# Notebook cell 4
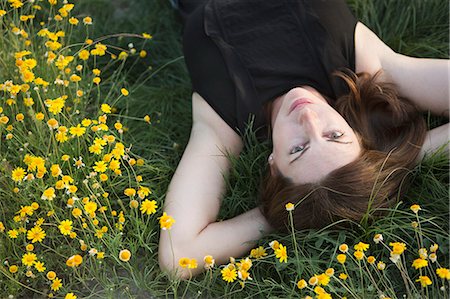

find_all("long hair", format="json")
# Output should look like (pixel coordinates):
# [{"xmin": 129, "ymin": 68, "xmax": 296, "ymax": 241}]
[{"xmin": 260, "ymin": 71, "xmax": 427, "ymax": 232}]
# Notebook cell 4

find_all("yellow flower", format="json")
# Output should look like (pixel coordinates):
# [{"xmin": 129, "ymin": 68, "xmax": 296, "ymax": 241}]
[
  {"xmin": 11, "ymin": 167, "xmax": 26, "ymax": 182},
  {"xmin": 144, "ymin": 115, "xmax": 151, "ymax": 123},
  {"xmin": 93, "ymin": 161, "xmax": 107, "ymax": 172},
  {"xmin": 274, "ymin": 244, "xmax": 287, "ymax": 263},
  {"xmin": 47, "ymin": 118, "xmax": 59, "ymax": 129},
  {"xmin": 16, "ymin": 113, "xmax": 24, "ymax": 121},
  {"xmin": 101, "ymin": 104, "xmax": 111, "ymax": 114},
  {"xmin": 354, "ymin": 242, "xmax": 369, "ymax": 252},
  {"xmin": 389, "ymin": 242, "xmax": 407, "ymax": 255},
  {"xmin": 66, "ymin": 255, "xmax": 83, "ymax": 267},
  {"xmin": 221, "ymin": 265, "xmax": 237, "ymax": 283},
  {"xmin": 119, "ymin": 249, "xmax": 131, "ymax": 262},
  {"xmin": 142, "ymin": 33, "xmax": 152, "ymax": 39},
  {"xmin": 58, "ymin": 220, "xmax": 73, "ymax": 235},
  {"xmin": 354, "ymin": 250, "xmax": 364, "ymax": 260},
  {"xmin": 65, "ymin": 293, "xmax": 77, "ymax": 299},
  {"xmin": 250, "ymin": 246, "xmax": 267, "ymax": 259},
  {"xmin": 35, "ymin": 261, "xmax": 46, "ymax": 272},
  {"xmin": 325, "ymin": 268, "xmax": 334, "ymax": 277},
  {"xmin": 285, "ymin": 202, "xmax": 294, "ymax": 211},
  {"xmin": 9, "ymin": 265, "xmax": 19, "ymax": 273},
  {"xmin": 78, "ymin": 49, "xmax": 90, "ymax": 61},
  {"xmin": 83, "ymin": 16, "xmax": 93, "ymax": 25},
  {"xmin": 0, "ymin": 222, "xmax": 4, "ymax": 232},
  {"xmin": 339, "ymin": 244, "xmax": 348, "ymax": 253},
  {"xmin": 377, "ymin": 261, "xmax": 386, "ymax": 270},
  {"xmin": 367, "ymin": 256, "xmax": 376, "ymax": 264},
  {"xmin": 416, "ymin": 276, "xmax": 432, "ymax": 287},
  {"xmin": 22, "ymin": 252, "xmax": 37, "ymax": 266},
  {"xmin": 36, "ymin": 112, "xmax": 45, "ymax": 121},
  {"xmin": 204, "ymin": 255, "xmax": 215, "ymax": 269},
  {"xmin": 27, "ymin": 226, "xmax": 46, "ymax": 243},
  {"xmin": 429, "ymin": 253, "xmax": 437, "ymax": 263},
  {"xmin": 51, "ymin": 277, "xmax": 62, "ymax": 291},
  {"xmin": 139, "ymin": 50, "xmax": 147, "ymax": 58},
  {"xmin": 308, "ymin": 276, "xmax": 318, "ymax": 286},
  {"xmin": 137, "ymin": 186, "xmax": 151, "ymax": 199},
  {"xmin": 297, "ymin": 279, "xmax": 307, "ymax": 289},
  {"xmin": 410, "ymin": 204, "xmax": 421, "ymax": 213},
  {"xmin": 121, "ymin": 88, "xmax": 129, "ymax": 96},
  {"xmin": 430, "ymin": 244, "xmax": 439, "ymax": 252},
  {"xmin": 412, "ymin": 258, "xmax": 428, "ymax": 269},
  {"xmin": 159, "ymin": 212, "xmax": 175, "ymax": 230},
  {"xmin": 336, "ymin": 254, "xmax": 346, "ymax": 264},
  {"xmin": 436, "ymin": 268, "xmax": 450, "ymax": 280},
  {"xmin": 47, "ymin": 271, "xmax": 57, "ymax": 280},
  {"xmin": 373, "ymin": 233, "xmax": 383, "ymax": 244},
  {"xmin": 41, "ymin": 187, "xmax": 56, "ymax": 200},
  {"xmin": 317, "ymin": 273, "xmax": 330, "ymax": 286},
  {"xmin": 124, "ymin": 188, "xmax": 136, "ymax": 197},
  {"xmin": 140, "ymin": 199, "xmax": 157, "ymax": 215},
  {"xmin": 179, "ymin": 257, "xmax": 190, "ymax": 268},
  {"xmin": 93, "ymin": 77, "xmax": 101, "ymax": 85},
  {"xmin": 339, "ymin": 273, "xmax": 348, "ymax": 280},
  {"xmin": 69, "ymin": 17, "xmax": 79, "ymax": 25},
  {"xmin": 269, "ymin": 240, "xmax": 280, "ymax": 250},
  {"xmin": 84, "ymin": 201, "xmax": 97, "ymax": 215},
  {"xmin": 188, "ymin": 258, "xmax": 198, "ymax": 269}
]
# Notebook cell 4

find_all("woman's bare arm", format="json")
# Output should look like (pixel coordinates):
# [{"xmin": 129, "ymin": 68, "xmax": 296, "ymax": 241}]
[
  {"xmin": 419, "ymin": 123, "xmax": 449, "ymax": 159},
  {"xmin": 355, "ymin": 22, "xmax": 450, "ymax": 117},
  {"xmin": 158, "ymin": 93, "xmax": 272, "ymax": 279}
]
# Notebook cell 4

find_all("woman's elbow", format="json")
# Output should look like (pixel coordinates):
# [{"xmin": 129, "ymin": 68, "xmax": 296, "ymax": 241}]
[{"xmin": 158, "ymin": 237, "xmax": 199, "ymax": 280}]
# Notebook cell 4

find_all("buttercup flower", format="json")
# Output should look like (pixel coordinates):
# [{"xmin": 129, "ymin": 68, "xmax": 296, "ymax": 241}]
[
  {"xmin": 354, "ymin": 242, "xmax": 369, "ymax": 252},
  {"xmin": 285, "ymin": 202, "xmax": 294, "ymax": 211},
  {"xmin": 274, "ymin": 244, "xmax": 287, "ymax": 263},
  {"xmin": 119, "ymin": 249, "xmax": 131, "ymax": 262},
  {"xmin": 436, "ymin": 268, "xmax": 450, "ymax": 280},
  {"xmin": 58, "ymin": 220, "xmax": 73, "ymax": 235},
  {"xmin": 373, "ymin": 233, "xmax": 383, "ymax": 244},
  {"xmin": 416, "ymin": 276, "xmax": 432, "ymax": 287},
  {"xmin": 140, "ymin": 199, "xmax": 157, "ymax": 215},
  {"xmin": 204, "ymin": 255, "xmax": 215, "ymax": 269},
  {"xmin": 410, "ymin": 204, "xmax": 421, "ymax": 213},
  {"xmin": 250, "ymin": 246, "xmax": 267, "ymax": 259},
  {"xmin": 159, "ymin": 212, "xmax": 175, "ymax": 230},
  {"xmin": 339, "ymin": 244, "xmax": 349, "ymax": 253},
  {"xmin": 221, "ymin": 264, "xmax": 237, "ymax": 283},
  {"xmin": 27, "ymin": 226, "xmax": 46, "ymax": 243},
  {"xmin": 336, "ymin": 254, "xmax": 346, "ymax": 264},
  {"xmin": 297, "ymin": 279, "xmax": 307, "ymax": 289}
]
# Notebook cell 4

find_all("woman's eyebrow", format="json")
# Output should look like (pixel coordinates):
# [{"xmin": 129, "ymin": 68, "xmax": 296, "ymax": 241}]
[{"xmin": 289, "ymin": 140, "xmax": 353, "ymax": 165}]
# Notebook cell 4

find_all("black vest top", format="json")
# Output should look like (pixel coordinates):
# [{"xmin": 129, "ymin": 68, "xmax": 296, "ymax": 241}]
[{"xmin": 182, "ymin": 0, "xmax": 357, "ymax": 138}]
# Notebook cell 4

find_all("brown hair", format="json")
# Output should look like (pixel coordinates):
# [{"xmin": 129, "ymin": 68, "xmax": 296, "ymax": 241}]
[{"xmin": 260, "ymin": 71, "xmax": 427, "ymax": 232}]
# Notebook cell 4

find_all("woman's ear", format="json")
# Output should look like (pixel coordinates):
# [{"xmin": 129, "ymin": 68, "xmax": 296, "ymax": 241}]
[{"xmin": 268, "ymin": 153, "xmax": 278, "ymax": 176}]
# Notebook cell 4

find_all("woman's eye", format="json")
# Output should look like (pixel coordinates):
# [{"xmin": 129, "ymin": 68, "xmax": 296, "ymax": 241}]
[
  {"xmin": 290, "ymin": 145, "xmax": 305, "ymax": 154},
  {"xmin": 330, "ymin": 131, "xmax": 344, "ymax": 139}
]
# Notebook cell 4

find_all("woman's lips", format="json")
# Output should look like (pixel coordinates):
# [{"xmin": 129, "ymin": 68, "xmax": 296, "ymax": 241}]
[{"xmin": 289, "ymin": 98, "xmax": 311, "ymax": 114}]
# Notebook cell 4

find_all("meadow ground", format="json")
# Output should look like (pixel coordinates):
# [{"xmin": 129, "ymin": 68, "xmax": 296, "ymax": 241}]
[{"xmin": 0, "ymin": 0, "xmax": 448, "ymax": 298}]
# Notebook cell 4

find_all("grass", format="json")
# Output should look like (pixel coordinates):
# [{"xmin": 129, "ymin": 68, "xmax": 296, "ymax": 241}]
[{"xmin": 0, "ymin": 0, "xmax": 448, "ymax": 298}]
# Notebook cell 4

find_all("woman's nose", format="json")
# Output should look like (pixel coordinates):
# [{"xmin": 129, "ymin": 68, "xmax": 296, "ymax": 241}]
[{"xmin": 299, "ymin": 108, "xmax": 321, "ymax": 137}]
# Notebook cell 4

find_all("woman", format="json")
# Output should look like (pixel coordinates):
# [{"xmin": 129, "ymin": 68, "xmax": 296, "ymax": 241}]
[{"xmin": 159, "ymin": 0, "xmax": 449, "ymax": 278}]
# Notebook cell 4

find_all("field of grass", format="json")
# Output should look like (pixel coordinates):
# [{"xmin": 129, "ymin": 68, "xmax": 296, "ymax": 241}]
[{"xmin": 0, "ymin": 0, "xmax": 448, "ymax": 298}]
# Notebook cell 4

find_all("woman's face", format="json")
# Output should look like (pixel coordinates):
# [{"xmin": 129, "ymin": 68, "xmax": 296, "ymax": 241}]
[{"xmin": 270, "ymin": 86, "xmax": 361, "ymax": 184}]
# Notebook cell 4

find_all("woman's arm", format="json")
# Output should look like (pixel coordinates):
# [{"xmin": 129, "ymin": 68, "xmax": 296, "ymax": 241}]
[
  {"xmin": 158, "ymin": 93, "xmax": 272, "ymax": 279},
  {"xmin": 419, "ymin": 124, "xmax": 449, "ymax": 160},
  {"xmin": 355, "ymin": 22, "xmax": 450, "ymax": 117}
]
